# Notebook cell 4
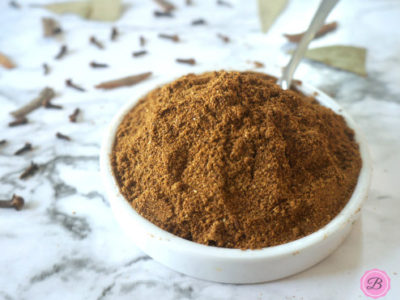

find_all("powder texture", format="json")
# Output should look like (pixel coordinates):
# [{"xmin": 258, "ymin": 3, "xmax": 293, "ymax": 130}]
[{"xmin": 111, "ymin": 71, "xmax": 362, "ymax": 249}]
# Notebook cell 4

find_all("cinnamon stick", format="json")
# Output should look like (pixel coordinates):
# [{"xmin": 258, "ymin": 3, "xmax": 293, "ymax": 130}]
[
  {"xmin": 95, "ymin": 72, "xmax": 152, "ymax": 90},
  {"xmin": 284, "ymin": 22, "xmax": 338, "ymax": 43},
  {"xmin": 10, "ymin": 87, "xmax": 55, "ymax": 119}
]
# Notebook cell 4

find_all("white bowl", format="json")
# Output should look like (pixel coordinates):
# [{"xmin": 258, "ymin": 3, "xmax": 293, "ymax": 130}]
[{"xmin": 100, "ymin": 80, "xmax": 371, "ymax": 284}]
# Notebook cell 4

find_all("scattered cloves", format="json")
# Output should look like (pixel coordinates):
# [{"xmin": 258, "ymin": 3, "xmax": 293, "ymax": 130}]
[
  {"xmin": 20, "ymin": 162, "xmax": 39, "ymax": 180},
  {"xmin": 43, "ymin": 63, "xmax": 50, "ymax": 75},
  {"xmin": 133, "ymin": 50, "xmax": 148, "ymax": 57},
  {"xmin": 192, "ymin": 19, "xmax": 206, "ymax": 25},
  {"xmin": 140, "ymin": 36, "xmax": 146, "ymax": 47},
  {"xmin": 0, "ymin": 194, "xmax": 24, "ymax": 211},
  {"xmin": 90, "ymin": 61, "xmax": 109, "ymax": 68},
  {"xmin": 66, "ymin": 79, "xmax": 86, "ymax": 92},
  {"xmin": 111, "ymin": 27, "xmax": 119, "ymax": 41},
  {"xmin": 10, "ymin": 87, "xmax": 55, "ymax": 119},
  {"xmin": 154, "ymin": 10, "xmax": 173, "ymax": 17},
  {"xmin": 14, "ymin": 142, "xmax": 33, "ymax": 155},
  {"xmin": 56, "ymin": 132, "xmax": 71, "ymax": 141},
  {"xmin": 217, "ymin": 33, "xmax": 230, "ymax": 43},
  {"xmin": 69, "ymin": 108, "xmax": 80, "ymax": 123},
  {"xmin": 158, "ymin": 33, "xmax": 179, "ymax": 42},
  {"xmin": 9, "ymin": 117, "xmax": 28, "ymax": 127},
  {"xmin": 55, "ymin": 45, "xmax": 67, "ymax": 60},
  {"xmin": 90, "ymin": 36, "xmax": 104, "ymax": 49},
  {"xmin": 176, "ymin": 58, "xmax": 196, "ymax": 65}
]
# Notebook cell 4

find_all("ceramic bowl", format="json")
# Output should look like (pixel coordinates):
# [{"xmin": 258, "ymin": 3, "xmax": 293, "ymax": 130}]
[{"xmin": 100, "ymin": 80, "xmax": 371, "ymax": 284}]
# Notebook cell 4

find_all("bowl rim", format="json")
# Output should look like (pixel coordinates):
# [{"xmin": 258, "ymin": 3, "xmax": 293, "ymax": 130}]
[{"xmin": 100, "ymin": 78, "xmax": 371, "ymax": 260}]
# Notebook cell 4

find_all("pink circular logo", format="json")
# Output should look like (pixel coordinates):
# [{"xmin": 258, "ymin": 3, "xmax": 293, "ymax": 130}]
[{"xmin": 360, "ymin": 269, "xmax": 391, "ymax": 298}]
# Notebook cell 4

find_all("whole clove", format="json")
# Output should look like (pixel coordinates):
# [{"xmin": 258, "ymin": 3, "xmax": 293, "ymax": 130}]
[
  {"xmin": 284, "ymin": 22, "xmax": 338, "ymax": 43},
  {"xmin": 217, "ymin": 33, "xmax": 230, "ymax": 43},
  {"xmin": 66, "ymin": 79, "xmax": 86, "ymax": 92},
  {"xmin": 216, "ymin": 0, "xmax": 232, "ymax": 7},
  {"xmin": 20, "ymin": 162, "xmax": 39, "ymax": 180},
  {"xmin": 158, "ymin": 33, "xmax": 179, "ymax": 42},
  {"xmin": 9, "ymin": 117, "xmax": 28, "ymax": 127},
  {"xmin": 140, "ymin": 36, "xmax": 146, "ymax": 47},
  {"xmin": 43, "ymin": 63, "xmax": 50, "ymax": 75},
  {"xmin": 0, "ymin": 194, "xmax": 24, "ymax": 211},
  {"xmin": 69, "ymin": 108, "xmax": 80, "ymax": 123},
  {"xmin": 95, "ymin": 72, "xmax": 152, "ymax": 90},
  {"xmin": 42, "ymin": 17, "xmax": 62, "ymax": 37},
  {"xmin": 14, "ymin": 142, "xmax": 33, "ymax": 155},
  {"xmin": 253, "ymin": 61, "xmax": 265, "ymax": 68},
  {"xmin": 90, "ymin": 61, "xmax": 109, "ymax": 68},
  {"xmin": 192, "ymin": 19, "xmax": 206, "ymax": 26},
  {"xmin": 153, "ymin": 0, "xmax": 175, "ymax": 12},
  {"xmin": 154, "ymin": 11, "xmax": 173, "ymax": 17},
  {"xmin": 176, "ymin": 58, "xmax": 196, "ymax": 65},
  {"xmin": 55, "ymin": 45, "xmax": 67, "ymax": 60},
  {"xmin": 56, "ymin": 132, "xmax": 71, "ymax": 141},
  {"xmin": 89, "ymin": 36, "xmax": 104, "ymax": 49},
  {"xmin": 111, "ymin": 27, "xmax": 119, "ymax": 41},
  {"xmin": 133, "ymin": 50, "xmax": 148, "ymax": 57},
  {"xmin": 10, "ymin": 87, "xmax": 55, "ymax": 119}
]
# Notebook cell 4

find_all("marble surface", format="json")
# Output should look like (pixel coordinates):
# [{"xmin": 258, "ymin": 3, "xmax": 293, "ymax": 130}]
[{"xmin": 1, "ymin": 0, "xmax": 400, "ymax": 299}]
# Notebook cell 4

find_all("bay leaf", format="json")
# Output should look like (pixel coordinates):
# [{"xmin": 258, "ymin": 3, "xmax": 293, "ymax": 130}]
[
  {"xmin": 0, "ymin": 52, "xmax": 16, "ymax": 69},
  {"xmin": 44, "ymin": 1, "xmax": 91, "ymax": 18},
  {"xmin": 304, "ymin": 46, "xmax": 367, "ymax": 76},
  {"xmin": 89, "ymin": 0, "xmax": 121, "ymax": 21},
  {"xmin": 257, "ymin": 0, "xmax": 288, "ymax": 33}
]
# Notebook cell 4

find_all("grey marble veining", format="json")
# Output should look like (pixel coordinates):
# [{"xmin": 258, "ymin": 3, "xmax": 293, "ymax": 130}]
[{"xmin": 1, "ymin": 0, "xmax": 400, "ymax": 299}]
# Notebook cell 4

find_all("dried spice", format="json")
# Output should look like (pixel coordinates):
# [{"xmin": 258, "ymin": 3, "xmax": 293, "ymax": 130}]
[
  {"xmin": 89, "ymin": 36, "xmax": 104, "ymax": 49},
  {"xmin": 90, "ymin": 61, "xmax": 108, "ymax": 68},
  {"xmin": 133, "ymin": 50, "xmax": 147, "ymax": 57},
  {"xmin": 176, "ymin": 58, "xmax": 196, "ymax": 65},
  {"xmin": 111, "ymin": 27, "xmax": 119, "ymax": 41},
  {"xmin": 43, "ymin": 63, "xmax": 50, "ymax": 75},
  {"xmin": 66, "ymin": 79, "xmax": 86, "ymax": 92},
  {"xmin": 112, "ymin": 71, "xmax": 362, "ymax": 249},
  {"xmin": 0, "ymin": 140, "xmax": 6, "ymax": 146},
  {"xmin": 55, "ymin": 45, "xmax": 68, "ymax": 60},
  {"xmin": 140, "ymin": 36, "xmax": 146, "ymax": 47},
  {"xmin": 252, "ymin": 61, "xmax": 264, "ymax": 68},
  {"xmin": 0, "ymin": 194, "xmax": 24, "ymax": 211},
  {"xmin": 14, "ymin": 142, "xmax": 32, "ymax": 155},
  {"xmin": 56, "ymin": 132, "xmax": 71, "ymax": 141},
  {"xmin": 0, "ymin": 52, "xmax": 16, "ymax": 69},
  {"xmin": 216, "ymin": 0, "xmax": 232, "ymax": 7},
  {"xmin": 154, "ymin": 11, "xmax": 173, "ymax": 17},
  {"xmin": 258, "ymin": 0, "xmax": 287, "ymax": 33},
  {"xmin": 20, "ymin": 162, "xmax": 39, "ymax": 180},
  {"xmin": 303, "ymin": 45, "xmax": 367, "ymax": 76},
  {"xmin": 95, "ymin": 72, "xmax": 152, "ymax": 90},
  {"xmin": 284, "ymin": 22, "xmax": 338, "ymax": 43},
  {"xmin": 158, "ymin": 33, "xmax": 179, "ymax": 42},
  {"xmin": 10, "ymin": 87, "xmax": 55, "ymax": 119},
  {"xmin": 153, "ymin": 0, "xmax": 175, "ymax": 12},
  {"xmin": 42, "ymin": 17, "xmax": 62, "ymax": 37},
  {"xmin": 217, "ymin": 33, "xmax": 230, "ymax": 43},
  {"xmin": 69, "ymin": 108, "xmax": 80, "ymax": 122},
  {"xmin": 9, "ymin": 117, "xmax": 28, "ymax": 127},
  {"xmin": 192, "ymin": 19, "xmax": 206, "ymax": 25}
]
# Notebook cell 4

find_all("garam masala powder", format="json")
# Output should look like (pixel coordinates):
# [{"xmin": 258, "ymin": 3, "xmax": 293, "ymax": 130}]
[{"xmin": 111, "ymin": 71, "xmax": 361, "ymax": 249}]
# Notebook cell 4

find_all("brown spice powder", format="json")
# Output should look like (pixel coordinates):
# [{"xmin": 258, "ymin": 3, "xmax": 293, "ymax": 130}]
[{"xmin": 111, "ymin": 71, "xmax": 361, "ymax": 249}]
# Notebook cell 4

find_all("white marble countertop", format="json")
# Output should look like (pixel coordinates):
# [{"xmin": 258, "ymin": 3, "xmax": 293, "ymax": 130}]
[{"xmin": 1, "ymin": 0, "xmax": 400, "ymax": 299}]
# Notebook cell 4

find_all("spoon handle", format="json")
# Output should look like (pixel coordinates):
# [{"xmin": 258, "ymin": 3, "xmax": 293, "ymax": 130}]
[{"xmin": 279, "ymin": 0, "xmax": 339, "ymax": 90}]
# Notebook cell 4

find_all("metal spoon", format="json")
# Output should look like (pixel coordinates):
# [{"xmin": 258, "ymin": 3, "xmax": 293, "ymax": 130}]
[{"xmin": 278, "ymin": 0, "xmax": 339, "ymax": 90}]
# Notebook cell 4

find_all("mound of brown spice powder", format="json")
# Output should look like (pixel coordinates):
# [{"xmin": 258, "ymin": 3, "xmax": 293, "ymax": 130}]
[{"xmin": 111, "ymin": 71, "xmax": 362, "ymax": 249}]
